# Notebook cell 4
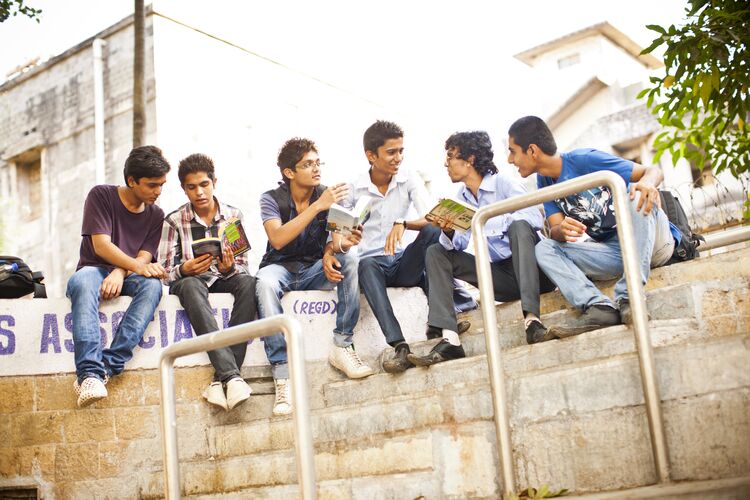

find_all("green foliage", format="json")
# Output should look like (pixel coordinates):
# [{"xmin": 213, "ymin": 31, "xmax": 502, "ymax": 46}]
[
  {"xmin": 640, "ymin": 0, "xmax": 749, "ymax": 198},
  {"xmin": 509, "ymin": 485, "xmax": 569, "ymax": 500},
  {"xmin": 0, "ymin": 0, "xmax": 42, "ymax": 23}
]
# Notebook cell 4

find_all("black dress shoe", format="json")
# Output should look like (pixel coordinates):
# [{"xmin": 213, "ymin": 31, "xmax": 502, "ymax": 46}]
[
  {"xmin": 547, "ymin": 304, "xmax": 620, "ymax": 339},
  {"xmin": 383, "ymin": 343, "xmax": 414, "ymax": 373},
  {"xmin": 426, "ymin": 321, "xmax": 471, "ymax": 340},
  {"xmin": 525, "ymin": 320, "xmax": 553, "ymax": 344},
  {"xmin": 407, "ymin": 339, "xmax": 466, "ymax": 367}
]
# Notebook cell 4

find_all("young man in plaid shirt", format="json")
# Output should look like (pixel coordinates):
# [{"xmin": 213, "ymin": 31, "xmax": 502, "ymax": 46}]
[{"xmin": 158, "ymin": 154, "xmax": 267, "ymax": 413}]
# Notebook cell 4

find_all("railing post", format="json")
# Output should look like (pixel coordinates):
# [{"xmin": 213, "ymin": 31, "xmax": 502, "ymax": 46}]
[
  {"xmin": 472, "ymin": 171, "xmax": 671, "ymax": 496},
  {"xmin": 158, "ymin": 315, "xmax": 316, "ymax": 499}
]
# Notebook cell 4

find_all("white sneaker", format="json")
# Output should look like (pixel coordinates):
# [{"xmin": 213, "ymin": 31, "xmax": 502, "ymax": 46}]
[
  {"xmin": 225, "ymin": 377, "xmax": 252, "ymax": 410},
  {"xmin": 272, "ymin": 378, "xmax": 292, "ymax": 416},
  {"xmin": 74, "ymin": 377, "xmax": 108, "ymax": 408},
  {"xmin": 202, "ymin": 381, "xmax": 228, "ymax": 411},
  {"xmin": 328, "ymin": 344, "xmax": 374, "ymax": 379}
]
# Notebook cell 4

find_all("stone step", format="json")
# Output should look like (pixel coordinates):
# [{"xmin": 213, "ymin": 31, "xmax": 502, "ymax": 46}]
[
  {"xmin": 565, "ymin": 475, "xmax": 750, "ymax": 499},
  {"xmin": 185, "ymin": 331, "xmax": 749, "ymax": 493}
]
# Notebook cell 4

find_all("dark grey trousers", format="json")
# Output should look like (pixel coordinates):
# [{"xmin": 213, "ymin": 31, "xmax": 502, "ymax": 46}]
[
  {"xmin": 426, "ymin": 220, "xmax": 556, "ymax": 331},
  {"xmin": 170, "ymin": 273, "xmax": 257, "ymax": 382}
]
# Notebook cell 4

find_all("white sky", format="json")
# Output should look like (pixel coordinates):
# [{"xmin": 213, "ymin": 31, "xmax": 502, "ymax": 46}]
[{"xmin": 0, "ymin": 0, "xmax": 688, "ymax": 187}]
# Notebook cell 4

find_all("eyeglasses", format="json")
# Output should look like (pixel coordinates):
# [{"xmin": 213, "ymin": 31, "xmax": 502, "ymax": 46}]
[
  {"xmin": 446, "ymin": 151, "xmax": 461, "ymax": 160},
  {"xmin": 296, "ymin": 160, "xmax": 325, "ymax": 170}
]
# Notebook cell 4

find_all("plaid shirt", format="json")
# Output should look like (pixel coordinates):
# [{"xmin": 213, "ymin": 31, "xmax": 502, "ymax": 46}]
[{"xmin": 158, "ymin": 198, "xmax": 250, "ymax": 287}]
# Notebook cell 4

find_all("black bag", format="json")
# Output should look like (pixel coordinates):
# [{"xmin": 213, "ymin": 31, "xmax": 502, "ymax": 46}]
[
  {"xmin": 0, "ymin": 256, "xmax": 47, "ymax": 298},
  {"xmin": 658, "ymin": 191, "xmax": 705, "ymax": 264}
]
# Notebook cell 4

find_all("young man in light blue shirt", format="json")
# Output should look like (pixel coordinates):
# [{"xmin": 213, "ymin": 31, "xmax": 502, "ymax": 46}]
[
  {"xmin": 408, "ymin": 131, "xmax": 557, "ymax": 366},
  {"xmin": 348, "ymin": 121, "xmax": 473, "ymax": 373}
]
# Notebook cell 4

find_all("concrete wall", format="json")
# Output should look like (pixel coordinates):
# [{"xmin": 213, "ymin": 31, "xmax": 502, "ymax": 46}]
[{"xmin": 0, "ymin": 14, "xmax": 158, "ymax": 298}]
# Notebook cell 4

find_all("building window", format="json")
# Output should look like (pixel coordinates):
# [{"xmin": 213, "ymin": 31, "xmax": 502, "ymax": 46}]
[
  {"xmin": 557, "ymin": 53, "xmax": 580, "ymax": 69},
  {"xmin": 16, "ymin": 152, "xmax": 42, "ymax": 221}
]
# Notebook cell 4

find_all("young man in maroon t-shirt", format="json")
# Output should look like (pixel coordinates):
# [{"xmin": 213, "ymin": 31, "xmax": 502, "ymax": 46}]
[{"xmin": 67, "ymin": 146, "xmax": 170, "ymax": 407}]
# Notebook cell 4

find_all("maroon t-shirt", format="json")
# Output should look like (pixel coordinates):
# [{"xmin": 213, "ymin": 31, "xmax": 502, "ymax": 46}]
[{"xmin": 76, "ymin": 185, "xmax": 165, "ymax": 272}]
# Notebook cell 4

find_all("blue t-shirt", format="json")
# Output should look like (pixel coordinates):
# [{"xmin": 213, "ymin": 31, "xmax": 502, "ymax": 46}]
[{"xmin": 537, "ymin": 149, "xmax": 633, "ymax": 242}]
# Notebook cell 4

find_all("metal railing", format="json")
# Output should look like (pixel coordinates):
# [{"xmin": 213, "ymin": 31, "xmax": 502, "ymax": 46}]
[
  {"xmin": 472, "ymin": 171, "xmax": 670, "ymax": 496},
  {"xmin": 699, "ymin": 224, "xmax": 750, "ymax": 251},
  {"xmin": 158, "ymin": 315, "xmax": 316, "ymax": 499}
]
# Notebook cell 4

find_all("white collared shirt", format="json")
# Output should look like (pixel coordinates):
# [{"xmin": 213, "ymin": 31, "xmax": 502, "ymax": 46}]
[{"xmin": 344, "ymin": 167, "xmax": 431, "ymax": 258}]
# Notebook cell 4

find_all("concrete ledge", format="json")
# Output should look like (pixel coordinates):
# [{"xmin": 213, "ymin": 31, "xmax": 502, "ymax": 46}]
[{"xmin": 0, "ymin": 289, "xmax": 427, "ymax": 377}]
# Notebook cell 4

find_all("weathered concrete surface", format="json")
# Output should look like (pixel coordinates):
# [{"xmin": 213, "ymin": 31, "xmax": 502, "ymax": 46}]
[{"xmin": 1, "ymin": 247, "xmax": 749, "ymax": 499}]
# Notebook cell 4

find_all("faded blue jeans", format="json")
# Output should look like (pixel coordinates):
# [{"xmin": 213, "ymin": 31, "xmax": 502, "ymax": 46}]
[
  {"xmin": 255, "ymin": 252, "xmax": 360, "ymax": 379},
  {"xmin": 66, "ymin": 266, "xmax": 162, "ymax": 384},
  {"xmin": 535, "ymin": 193, "xmax": 674, "ymax": 311}
]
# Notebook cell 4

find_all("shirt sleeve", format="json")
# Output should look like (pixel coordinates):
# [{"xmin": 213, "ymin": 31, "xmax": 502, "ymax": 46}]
[
  {"xmin": 407, "ymin": 170, "xmax": 432, "ymax": 216},
  {"xmin": 259, "ymin": 192, "xmax": 281, "ymax": 223},
  {"xmin": 538, "ymin": 175, "xmax": 561, "ymax": 218},
  {"xmin": 158, "ymin": 217, "xmax": 183, "ymax": 285},
  {"xmin": 81, "ymin": 186, "xmax": 113, "ymax": 237}
]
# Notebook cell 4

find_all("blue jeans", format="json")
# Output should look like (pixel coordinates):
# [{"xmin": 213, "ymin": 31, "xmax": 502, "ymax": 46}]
[
  {"xmin": 66, "ymin": 266, "xmax": 162, "ymax": 383},
  {"xmin": 535, "ymin": 193, "xmax": 674, "ymax": 310},
  {"xmin": 255, "ymin": 253, "xmax": 360, "ymax": 379}
]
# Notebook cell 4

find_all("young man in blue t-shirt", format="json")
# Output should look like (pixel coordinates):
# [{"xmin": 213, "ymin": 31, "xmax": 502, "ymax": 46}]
[{"xmin": 507, "ymin": 116, "xmax": 677, "ymax": 337}]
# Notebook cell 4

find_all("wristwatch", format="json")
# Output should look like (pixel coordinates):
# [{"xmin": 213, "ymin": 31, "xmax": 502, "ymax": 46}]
[{"xmin": 393, "ymin": 218, "xmax": 407, "ymax": 229}]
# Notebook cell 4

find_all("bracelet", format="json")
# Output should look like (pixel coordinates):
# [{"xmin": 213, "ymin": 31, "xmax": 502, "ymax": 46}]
[{"xmin": 338, "ymin": 239, "xmax": 349, "ymax": 254}]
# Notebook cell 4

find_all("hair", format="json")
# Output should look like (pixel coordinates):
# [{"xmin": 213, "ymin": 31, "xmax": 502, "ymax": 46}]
[
  {"xmin": 508, "ymin": 116, "xmax": 558, "ymax": 155},
  {"xmin": 178, "ymin": 153, "xmax": 216, "ymax": 186},
  {"xmin": 363, "ymin": 120, "xmax": 404, "ymax": 155},
  {"xmin": 445, "ymin": 131, "xmax": 498, "ymax": 177},
  {"xmin": 123, "ymin": 145, "xmax": 171, "ymax": 185},
  {"xmin": 277, "ymin": 137, "xmax": 318, "ymax": 184}
]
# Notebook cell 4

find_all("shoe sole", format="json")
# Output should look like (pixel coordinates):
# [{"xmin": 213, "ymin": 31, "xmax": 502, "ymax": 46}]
[
  {"xmin": 328, "ymin": 357, "xmax": 374, "ymax": 379},
  {"xmin": 547, "ymin": 322, "xmax": 618, "ymax": 339},
  {"xmin": 406, "ymin": 353, "xmax": 451, "ymax": 367},
  {"xmin": 382, "ymin": 362, "xmax": 413, "ymax": 374},
  {"xmin": 227, "ymin": 394, "xmax": 250, "ymax": 411},
  {"xmin": 77, "ymin": 392, "xmax": 106, "ymax": 408},
  {"xmin": 272, "ymin": 406, "xmax": 293, "ymax": 417}
]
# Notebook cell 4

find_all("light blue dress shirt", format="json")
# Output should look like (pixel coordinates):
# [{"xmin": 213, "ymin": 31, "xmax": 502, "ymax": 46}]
[
  {"xmin": 439, "ymin": 172, "xmax": 544, "ymax": 262},
  {"xmin": 344, "ymin": 167, "xmax": 430, "ymax": 258}
]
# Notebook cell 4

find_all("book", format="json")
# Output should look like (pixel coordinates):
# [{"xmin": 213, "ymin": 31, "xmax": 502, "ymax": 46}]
[
  {"xmin": 425, "ymin": 198, "xmax": 476, "ymax": 232},
  {"xmin": 326, "ymin": 196, "xmax": 374, "ymax": 234},
  {"xmin": 191, "ymin": 217, "xmax": 251, "ymax": 258}
]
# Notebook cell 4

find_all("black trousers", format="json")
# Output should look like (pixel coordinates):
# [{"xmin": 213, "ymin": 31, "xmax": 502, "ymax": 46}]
[
  {"xmin": 426, "ymin": 220, "xmax": 556, "ymax": 331},
  {"xmin": 170, "ymin": 273, "xmax": 257, "ymax": 382}
]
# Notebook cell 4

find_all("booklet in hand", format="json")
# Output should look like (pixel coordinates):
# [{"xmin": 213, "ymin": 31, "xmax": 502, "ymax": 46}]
[
  {"xmin": 425, "ymin": 198, "xmax": 476, "ymax": 232},
  {"xmin": 326, "ymin": 196, "xmax": 374, "ymax": 234},
  {"xmin": 191, "ymin": 217, "xmax": 251, "ymax": 258}
]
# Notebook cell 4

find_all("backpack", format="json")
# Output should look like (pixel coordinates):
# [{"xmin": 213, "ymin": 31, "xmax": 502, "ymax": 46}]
[
  {"xmin": 0, "ymin": 256, "xmax": 47, "ymax": 298},
  {"xmin": 658, "ymin": 191, "xmax": 705, "ymax": 264}
]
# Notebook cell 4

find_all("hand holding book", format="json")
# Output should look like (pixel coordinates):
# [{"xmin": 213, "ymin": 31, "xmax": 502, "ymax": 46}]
[{"xmin": 425, "ymin": 198, "xmax": 476, "ymax": 232}]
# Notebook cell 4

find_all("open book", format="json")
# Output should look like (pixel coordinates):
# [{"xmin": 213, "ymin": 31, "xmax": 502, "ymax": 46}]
[
  {"xmin": 191, "ymin": 217, "xmax": 251, "ymax": 258},
  {"xmin": 425, "ymin": 198, "xmax": 476, "ymax": 232},
  {"xmin": 326, "ymin": 196, "xmax": 374, "ymax": 234}
]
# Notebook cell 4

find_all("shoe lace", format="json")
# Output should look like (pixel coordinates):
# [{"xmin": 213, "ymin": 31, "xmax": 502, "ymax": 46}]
[
  {"xmin": 275, "ymin": 379, "xmax": 289, "ymax": 405},
  {"xmin": 345, "ymin": 346, "xmax": 365, "ymax": 367}
]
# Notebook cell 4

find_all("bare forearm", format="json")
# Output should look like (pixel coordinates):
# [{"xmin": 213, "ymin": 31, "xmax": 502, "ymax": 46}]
[
  {"xmin": 92, "ymin": 239, "xmax": 142, "ymax": 273},
  {"xmin": 266, "ymin": 204, "xmax": 325, "ymax": 250}
]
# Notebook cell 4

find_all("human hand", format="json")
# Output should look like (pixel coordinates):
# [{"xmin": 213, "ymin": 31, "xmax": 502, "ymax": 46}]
[
  {"xmin": 217, "ymin": 248, "xmax": 235, "ymax": 275},
  {"xmin": 384, "ymin": 224, "xmax": 404, "ymax": 255},
  {"xmin": 317, "ymin": 183, "xmax": 349, "ymax": 210},
  {"xmin": 181, "ymin": 254, "xmax": 213, "ymax": 276},
  {"xmin": 323, "ymin": 252, "xmax": 343, "ymax": 283},
  {"xmin": 101, "ymin": 268, "xmax": 126, "ymax": 300},
  {"xmin": 560, "ymin": 216, "xmax": 588, "ymax": 242},
  {"xmin": 630, "ymin": 181, "xmax": 660, "ymax": 215}
]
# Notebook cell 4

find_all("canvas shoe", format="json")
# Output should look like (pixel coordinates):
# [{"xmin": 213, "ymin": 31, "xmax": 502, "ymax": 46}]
[
  {"xmin": 272, "ymin": 378, "xmax": 292, "ymax": 416},
  {"xmin": 74, "ymin": 377, "xmax": 108, "ymax": 408},
  {"xmin": 225, "ymin": 377, "xmax": 252, "ymax": 411},
  {"xmin": 202, "ymin": 381, "xmax": 228, "ymax": 411},
  {"xmin": 328, "ymin": 344, "xmax": 374, "ymax": 379}
]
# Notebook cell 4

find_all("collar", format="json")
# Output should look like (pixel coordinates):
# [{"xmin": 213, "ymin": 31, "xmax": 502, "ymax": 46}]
[
  {"xmin": 183, "ymin": 196, "xmax": 225, "ymax": 226},
  {"xmin": 355, "ymin": 167, "xmax": 408, "ymax": 192},
  {"xmin": 459, "ymin": 174, "xmax": 496, "ymax": 203}
]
